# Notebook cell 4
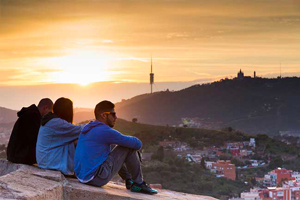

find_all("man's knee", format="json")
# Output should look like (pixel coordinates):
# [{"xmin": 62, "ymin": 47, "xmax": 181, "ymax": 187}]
[
  {"xmin": 87, "ymin": 178, "xmax": 110, "ymax": 187},
  {"xmin": 114, "ymin": 146, "xmax": 136, "ymax": 154}
]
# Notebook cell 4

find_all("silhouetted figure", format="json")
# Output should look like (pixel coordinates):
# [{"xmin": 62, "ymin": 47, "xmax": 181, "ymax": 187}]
[{"xmin": 7, "ymin": 98, "xmax": 53, "ymax": 165}]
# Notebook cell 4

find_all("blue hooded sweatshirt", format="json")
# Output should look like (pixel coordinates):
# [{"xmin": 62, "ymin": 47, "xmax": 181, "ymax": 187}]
[
  {"xmin": 36, "ymin": 113, "xmax": 83, "ymax": 175},
  {"xmin": 74, "ymin": 120, "xmax": 142, "ymax": 183}
]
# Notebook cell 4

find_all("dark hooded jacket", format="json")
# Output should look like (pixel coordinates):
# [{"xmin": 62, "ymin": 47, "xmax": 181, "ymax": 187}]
[{"xmin": 6, "ymin": 104, "xmax": 41, "ymax": 164}]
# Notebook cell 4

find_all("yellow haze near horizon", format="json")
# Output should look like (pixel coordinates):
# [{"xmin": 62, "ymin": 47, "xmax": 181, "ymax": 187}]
[
  {"xmin": 43, "ymin": 51, "xmax": 115, "ymax": 86},
  {"xmin": 0, "ymin": 0, "xmax": 300, "ymax": 86}
]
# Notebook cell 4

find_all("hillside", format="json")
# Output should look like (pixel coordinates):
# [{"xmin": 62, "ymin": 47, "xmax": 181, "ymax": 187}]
[
  {"xmin": 112, "ymin": 119, "xmax": 299, "ymax": 156},
  {"xmin": 115, "ymin": 77, "xmax": 300, "ymax": 135},
  {"xmin": 1, "ymin": 117, "xmax": 298, "ymax": 198},
  {"xmin": 0, "ymin": 107, "xmax": 17, "ymax": 124},
  {"xmin": 112, "ymin": 119, "xmax": 299, "ymax": 198},
  {"xmin": 73, "ymin": 108, "xmax": 94, "ymax": 124}
]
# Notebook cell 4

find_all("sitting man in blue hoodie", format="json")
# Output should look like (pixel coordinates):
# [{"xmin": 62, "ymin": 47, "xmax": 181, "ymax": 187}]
[{"xmin": 74, "ymin": 100, "xmax": 157, "ymax": 195}]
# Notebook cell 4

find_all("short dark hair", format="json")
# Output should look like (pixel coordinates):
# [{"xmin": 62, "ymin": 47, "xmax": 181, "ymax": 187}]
[
  {"xmin": 37, "ymin": 98, "xmax": 53, "ymax": 110},
  {"xmin": 53, "ymin": 97, "xmax": 73, "ymax": 123},
  {"xmin": 94, "ymin": 100, "xmax": 115, "ymax": 120}
]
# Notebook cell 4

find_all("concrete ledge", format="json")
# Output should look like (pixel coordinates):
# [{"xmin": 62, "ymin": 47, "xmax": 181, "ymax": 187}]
[
  {"xmin": 0, "ymin": 160, "xmax": 65, "ymax": 199},
  {"xmin": 66, "ymin": 178, "xmax": 217, "ymax": 200},
  {"xmin": 0, "ymin": 159, "xmax": 22, "ymax": 176},
  {"xmin": 0, "ymin": 159, "xmax": 218, "ymax": 200}
]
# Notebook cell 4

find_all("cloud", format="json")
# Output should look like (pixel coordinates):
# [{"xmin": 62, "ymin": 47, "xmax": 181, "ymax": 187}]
[
  {"xmin": 0, "ymin": 69, "xmax": 24, "ymax": 83},
  {"xmin": 0, "ymin": 0, "xmax": 299, "ymax": 85},
  {"xmin": 0, "ymin": 65, "xmax": 63, "ymax": 86},
  {"xmin": 184, "ymin": 69, "xmax": 211, "ymax": 77},
  {"xmin": 102, "ymin": 40, "xmax": 114, "ymax": 43},
  {"xmin": 116, "ymin": 57, "xmax": 148, "ymax": 62}
]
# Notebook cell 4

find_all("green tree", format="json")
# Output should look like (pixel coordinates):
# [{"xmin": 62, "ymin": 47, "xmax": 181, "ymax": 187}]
[
  {"xmin": 251, "ymin": 178, "xmax": 257, "ymax": 186},
  {"xmin": 269, "ymin": 157, "xmax": 283, "ymax": 169},
  {"xmin": 201, "ymin": 157, "xmax": 206, "ymax": 169},
  {"xmin": 152, "ymin": 146, "xmax": 164, "ymax": 161},
  {"xmin": 231, "ymin": 158, "xmax": 244, "ymax": 166}
]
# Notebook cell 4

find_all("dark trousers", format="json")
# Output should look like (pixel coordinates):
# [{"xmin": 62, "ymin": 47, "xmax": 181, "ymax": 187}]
[{"xmin": 87, "ymin": 146, "xmax": 143, "ymax": 187}]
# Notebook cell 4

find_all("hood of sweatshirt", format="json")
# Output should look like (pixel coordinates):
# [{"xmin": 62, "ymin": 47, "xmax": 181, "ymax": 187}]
[
  {"xmin": 81, "ymin": 120, "xmax": 106, "ymax": 134},
  {"xmin": 41, "ymin": 112, "xmax": 58, "ymax": 126},
  {"xmin": 17, "ymin": 104, "xmax": 40, "ymax": 118}
]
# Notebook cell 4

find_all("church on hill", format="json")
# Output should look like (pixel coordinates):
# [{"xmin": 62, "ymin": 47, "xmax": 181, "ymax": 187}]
[
  {"xmin": 237, "ymin": 69, "xmax": 244, "ymax": 79},
  {"xmin": 237, "ymin": 69, "xmax": 257, "ymax": 80}
]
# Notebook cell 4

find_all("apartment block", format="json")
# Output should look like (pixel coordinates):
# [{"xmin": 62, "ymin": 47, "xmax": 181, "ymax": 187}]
[{"xmin": 212, "ymin": 160, "xmax": 236, "ymax": 180}]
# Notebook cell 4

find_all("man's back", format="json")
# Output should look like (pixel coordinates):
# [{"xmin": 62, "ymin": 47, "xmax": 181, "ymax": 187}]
[
  {"xmin": 7, "ymin": 104, "xmax": 41, "ymax": 165},
  {"xmin": 75, "ymin": 120, "xmax": 142, "ymax": 183}
]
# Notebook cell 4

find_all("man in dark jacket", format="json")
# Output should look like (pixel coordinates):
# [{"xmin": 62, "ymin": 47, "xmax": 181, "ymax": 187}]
[{"xmin": 7, "ymin": 98, "xmax": 53, "ymax": 165}]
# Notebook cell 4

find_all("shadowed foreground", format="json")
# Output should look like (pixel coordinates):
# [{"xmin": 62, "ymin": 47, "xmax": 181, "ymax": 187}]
[{"xmin": 0, "ymin": 159, "xmax": 217, "ymax": 200}]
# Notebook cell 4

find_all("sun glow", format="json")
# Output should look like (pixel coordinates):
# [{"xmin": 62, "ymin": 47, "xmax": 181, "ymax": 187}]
[{"xmin": 46, "ymin": 51, "xmax": 114, "ymax": 86}]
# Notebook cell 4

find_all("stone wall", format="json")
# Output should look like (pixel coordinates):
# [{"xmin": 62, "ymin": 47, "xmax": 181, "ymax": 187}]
[{"xmin": 0, "ymin": 159, "xmax": 217, "ymax": 200}]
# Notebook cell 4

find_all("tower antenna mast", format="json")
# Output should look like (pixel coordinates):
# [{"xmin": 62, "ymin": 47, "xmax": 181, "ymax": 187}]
[{"xmin": 150, "ymin": 56, "xmax": 154, "ymax": 94}]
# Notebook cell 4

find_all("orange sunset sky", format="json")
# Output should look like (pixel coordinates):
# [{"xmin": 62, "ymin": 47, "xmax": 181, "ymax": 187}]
[{"xmin": 0, "ymin": 0, "xmax": 300, "ymax": 109}]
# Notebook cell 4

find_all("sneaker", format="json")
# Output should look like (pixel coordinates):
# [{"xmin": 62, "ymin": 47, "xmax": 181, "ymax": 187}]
[
  {"xmin": 126, "ymin": 179, "xmax": 134, "ymax": 190},
  {"xmin": 130, "ymin": 181, "xmax": 158, "ymax": 195}
]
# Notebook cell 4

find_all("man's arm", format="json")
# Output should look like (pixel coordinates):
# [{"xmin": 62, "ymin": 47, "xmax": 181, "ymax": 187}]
[{"xmin": 105, "ymin": 129, "xmax": 142, "ymax": 150}]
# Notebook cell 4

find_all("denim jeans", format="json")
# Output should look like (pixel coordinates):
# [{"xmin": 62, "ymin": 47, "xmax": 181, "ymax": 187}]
[{"xmin": 87, "ymin": 146, "xmax": 143, "ymax": 187}]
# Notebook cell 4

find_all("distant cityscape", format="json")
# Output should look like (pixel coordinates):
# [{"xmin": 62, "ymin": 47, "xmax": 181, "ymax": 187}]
[
  {"xmin": 156, "ymin": 135, "xmax": 300, "ymax": 200},
  {"xmin": 231, "ymin": 168, "xmax": 300, "ymax": 200},
  {"xmin": 156, "ymin": 138, "xmax": 258, "ymax": 180}
]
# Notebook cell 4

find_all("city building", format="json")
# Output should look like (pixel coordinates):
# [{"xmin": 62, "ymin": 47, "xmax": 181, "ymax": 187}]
[
  {"xmin": 275, "ymin": 168, "xmax": 293, "ymax": 185},
  {"xmin": 250, "ymin": 138, "xmax": 256, "ymax": 148},
  {"xmin": 186, "ymin": 154, "xmax": 202, "ymax": 163},
  {"xmin": 292, "ymin": 172, "xmax": 300, "ymax": 182},
  {"xmin": 241, "ymin": 189, "xmax": 262, "ymax": 200},
  {"xmin": 230, "ymin": 147, "xmax": 240, "ymax": 156},
  {"xmin": 205, "ymin": 161, "xmax": 214, "ymax": 170},
  {"xmin": 239, "ymin": 170, "xmax": 300, "ymax": 200},
  {"xmin": 294, "ymin": 190, "xmax": 300, "ymax": 200},
  {"xmin": 238, "ymin": 69, "xmax": 244, "ymax": 80},
  {"xmin": 211, "ymin": 160, "xmax": 236, "ymax": 180},
  {"xmin": 236, "ymin": 69, "xmax": 256, "ymax": 80},
  {"xmin": 264, "ymin": 168, "xmax": 293, "ymax": 187},
  {"xmin": 264, "ymin": 173, "xmax": 278, "ymax": 187},
  {"xmin": 268, "ymin": 187, "xmax": 291, "ymax": 200},
  {"xmin": 240, "ymin": 149, "xmax": 250, "ymax": 157}
]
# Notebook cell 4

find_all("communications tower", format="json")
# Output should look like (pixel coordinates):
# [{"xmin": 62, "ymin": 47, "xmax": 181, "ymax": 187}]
[{"xmin": 150, "ymin": 56, "xmax": 154, "ymax": 93}]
